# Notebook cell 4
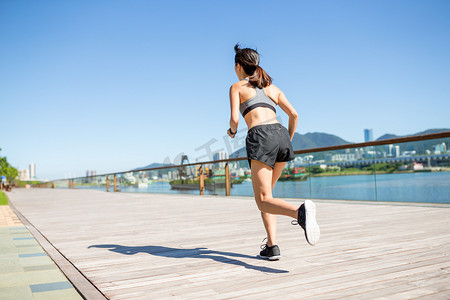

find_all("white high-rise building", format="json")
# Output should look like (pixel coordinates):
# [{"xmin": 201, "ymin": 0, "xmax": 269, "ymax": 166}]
[
  {"xmin": 385, "ymin": 144, "xmax": 394, "ymax": 157},
  {"xmin": 29, "ymin": 163, "xmax": 36, "ymax": 179},
  {"xmin": 393, "ymin": 145, "xmax": 401, "ymax": 157}
]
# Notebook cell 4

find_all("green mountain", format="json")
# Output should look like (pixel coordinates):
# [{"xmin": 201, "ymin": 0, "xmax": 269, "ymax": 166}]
[
  {"xmin": 291, "ymin": 132, "xmax": 350, "ymax": 150},
  {"xmin": 377, "ymin": 128, "xmax": 449, "ymax": 154},
  {"xmin": 133, "ymin": 163, "xmax": 173, "ymax": 171},
  {"xmin": 377, "ymin": 128, "xmax": 449, "ymax": 141}
]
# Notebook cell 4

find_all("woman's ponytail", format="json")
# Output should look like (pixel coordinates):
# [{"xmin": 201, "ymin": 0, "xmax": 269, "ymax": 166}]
[
  {"xmin": 234, "ymin": 44, "xmax": 272, "ymax": 89},
  {"xmin": 249, "ymin": 65, "xmax": 272, "ymax": 89}
]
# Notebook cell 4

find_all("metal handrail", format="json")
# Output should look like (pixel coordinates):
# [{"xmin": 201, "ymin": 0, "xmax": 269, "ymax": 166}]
[{"xmin": 52, "ymin": 131, "xmax": 450, "ymax": 181}]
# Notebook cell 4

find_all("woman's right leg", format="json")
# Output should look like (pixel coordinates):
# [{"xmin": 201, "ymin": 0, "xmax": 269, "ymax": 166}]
[
  {"xmin": 251, "ymin": 160, "xmax": 298, "ymax": 219},
  {"xmin": 261, "ymin": 161, "xmax": 287, "ymax": 246},
  {"xmin": 253, "ymin": 159, "xmax": 320, "ymax": 246}
]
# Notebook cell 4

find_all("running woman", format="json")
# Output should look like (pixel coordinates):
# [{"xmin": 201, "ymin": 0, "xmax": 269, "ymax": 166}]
[{"xmin": 227, "ymin": 44, "xmax": 320, "ymax": 260}]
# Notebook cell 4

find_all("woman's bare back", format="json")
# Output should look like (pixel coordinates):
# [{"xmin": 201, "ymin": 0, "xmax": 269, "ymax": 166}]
[{"xmin": 235, "ymin": 80, "xmax": 281, "ymax": 129}]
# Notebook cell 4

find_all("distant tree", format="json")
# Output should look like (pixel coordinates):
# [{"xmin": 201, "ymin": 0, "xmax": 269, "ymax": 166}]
[
  {"xmin": 362, "ymin": 163, "xmax": 402, "ymax": 173},
  {"xmin": 307, "ymin": 165, "xmax": 324, "ymax": 174},
  {"xmin": 0, "ymin": 148, "xmax": 19, "ymax": 183}
]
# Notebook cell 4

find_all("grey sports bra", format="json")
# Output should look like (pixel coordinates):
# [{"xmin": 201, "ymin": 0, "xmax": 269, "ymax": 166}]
[{"xmin": 239, "ymin": 79, "xmax": 277, "ymax": 117}]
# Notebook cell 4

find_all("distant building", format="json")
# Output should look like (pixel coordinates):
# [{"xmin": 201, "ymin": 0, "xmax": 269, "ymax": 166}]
[
  {"xmin": 123, "ymin": 172, "xmax": 136, "ymax": 184},
  {"xmin": 213, "ymin": 151, "xmax": 229, "ymax": 169},
  {"xmin": 364, "ymin": 129, "xmax": 373, "ymax": 142},
  {"xmin": 355, "ymin": 148, "xmax": 364, "ymax": 160},
  {"xmin": 393, "ymin": 145, "xmax": 401, "ymax": 157},
  {"xmin": 19, "ymin": 169, "xmax": 30, "ymax": 181},
  {"xmin": 29, "ymin": 163, "xmax": 36, "ymax": 179},
  {"xmin": 86, "ymin": 170, "xmax": 97, "ymax": 177},
  {"xmin": 365, "ymin": 151, "xmax": 376, "ymax": 159},
  {"xmin": 432, "ymin": 142, "xmax": 447, "ymax": 154},
  {"xmin": 85, "ymin": 170, "xmax": 98, "ymax": 183},
  {"xmin": 331, "ymin": 153, "xmax": 356, "ymax": 162},
  {"xmin": 385, "ymin": 144, "xmax": 394, "ymax": 157},
  {"xmin": 401, "ymin": 151, "xmax": 416, "ymax": 157},
  {"xmin": 236, "ymin": 168, "xmax": 246, "ymax": 177}
]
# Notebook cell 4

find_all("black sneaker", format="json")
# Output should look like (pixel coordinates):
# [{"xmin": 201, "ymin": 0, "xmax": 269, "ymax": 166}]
[
  {"xmin": 292, "ymin": 200, "xmax": 320, "ymax": 245},
  {"xmin": 258, "ymin": 242, "xmax": 281, "ymax": 261}
]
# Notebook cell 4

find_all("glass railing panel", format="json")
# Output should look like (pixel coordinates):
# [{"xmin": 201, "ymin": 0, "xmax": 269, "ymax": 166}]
[
  {"xmin": 271, "ymin": 154, "xmax": 311, "ymax": 200},
  {"xmin": 111, "ymin": 173, "xmax": 122, "ymax": 192},
  {"xmin": 95, "ymin": 175, "xmax": 108, "ymax": 191},
  {"xmin": 72, "ymin": 175, "xmax": 103, "ymax": 191},
  {"xmin": 49, "ymin": 133, "xmax": 449, "ymax": 204},
  {"xmin": 114, "ymin": 172, "xmax": 135, "ymax": 193},
  {"xmin": 374, "ymin": 137, "xmax": 450, "ymax": 203},
  {"xmin": 73, "ymin": 177, "xmax": 83, "ymax": 188},
  {"xmin": 54, "ymin": 180, "xmax": 69, "ymax": 189},
  {"xmin": 134, "ymin": 170, "xmax": 157, "ymax": 193},
  {"xmin": 229, "ymin": 159, "xmax": 252, "ymax": 197},
  {"xmin": 154, "ymin": 167, "xmax": 178, "ymax": 194},
  {"xmin": 304, "ymin": 147, "xmax": 377, "ymax": 201},
  {"xmin": 117, "ymin": 170, "xmax": 167, "ymax": 193},
  {"xmin": 163, "ymin": 165, "xmax": 202, "ymax": 195},
  {"xmin": 118, "ymin": 168, "xmax": 193, "ymax": 194},
  {"xmin": 206, "ymin": 161, "xmax": 226, "ymax": 196}
]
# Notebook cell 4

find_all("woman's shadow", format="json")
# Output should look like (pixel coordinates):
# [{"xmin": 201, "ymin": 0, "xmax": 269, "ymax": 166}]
[{"xmin": 88, "ymin": 244, "xmax": 288, "ymax": 274}]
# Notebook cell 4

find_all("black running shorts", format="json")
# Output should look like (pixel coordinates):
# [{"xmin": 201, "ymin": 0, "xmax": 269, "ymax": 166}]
[{"xmin": 245, "ymin": 123, "xmax": 295, "ymax": 169}]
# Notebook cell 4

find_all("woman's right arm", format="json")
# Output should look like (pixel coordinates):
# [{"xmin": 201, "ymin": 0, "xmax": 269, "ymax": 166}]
[
  {"xmin": 277, "ymin": 89, "xmax": 298, "ymax": 141},
  {"xmin": 228, "ymin": 83, "xmax": 240, "ymax": 138}
]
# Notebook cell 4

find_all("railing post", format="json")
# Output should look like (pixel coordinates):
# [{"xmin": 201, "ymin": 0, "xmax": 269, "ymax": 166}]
[
  {"xmin": 199, "ymin": 165, "xmax": 204, "ymax": 195},
  {"xmin": 106, "ymin": 176, "xmax": 110, "ymax": 192},
  {"xmin": 225, "ymin": 163, "xmax": 231, "ymax": 196},
  {"xmin": 113, "ymin": 174, "xmax": 117, "ymax": 192}
]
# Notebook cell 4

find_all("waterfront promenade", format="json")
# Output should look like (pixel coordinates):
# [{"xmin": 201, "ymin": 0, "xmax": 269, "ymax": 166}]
[{"xmin": 5, "ymin": 189, "xmax": 450, "ymax": 299}]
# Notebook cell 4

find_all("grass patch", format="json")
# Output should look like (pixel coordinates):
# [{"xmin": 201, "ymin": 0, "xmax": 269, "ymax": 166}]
[{"xmin": 0, "ymin": 191, "xmax": 8, "ymax": 205}]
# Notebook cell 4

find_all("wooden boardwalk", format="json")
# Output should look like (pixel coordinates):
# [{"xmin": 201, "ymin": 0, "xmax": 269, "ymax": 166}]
[{"xmin": 6, "ymin": 189, "xmax": 450, "ymax": 299}]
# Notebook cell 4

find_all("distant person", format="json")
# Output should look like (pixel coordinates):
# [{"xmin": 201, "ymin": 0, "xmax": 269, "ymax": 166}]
[
  {"xmin": 227, "ymin": 44, "xmax": 320, "ymax": 260},
  {"xmin": 1, "ymin": 175, "xmax": 6, "ymax": 190}
]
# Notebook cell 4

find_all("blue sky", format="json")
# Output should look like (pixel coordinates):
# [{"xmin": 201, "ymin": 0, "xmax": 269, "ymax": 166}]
[{"xmin": 1, "ymin": 0, "xmax": 449, "ymax": 180}]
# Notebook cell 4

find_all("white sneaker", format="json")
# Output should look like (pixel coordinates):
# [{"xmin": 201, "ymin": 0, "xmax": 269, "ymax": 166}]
[{"xmin": 292, "ymin": 200, "xmax": 320, "ymax": 245}]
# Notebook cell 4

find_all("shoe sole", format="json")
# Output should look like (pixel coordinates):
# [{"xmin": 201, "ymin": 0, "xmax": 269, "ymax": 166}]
[
  {"xmin": 304, "ymin": 200, "xmax": 320, "ymax": 245},
  {"xmin": 258, "ymin": 255, "xmax": 282, "ymax": 261}
]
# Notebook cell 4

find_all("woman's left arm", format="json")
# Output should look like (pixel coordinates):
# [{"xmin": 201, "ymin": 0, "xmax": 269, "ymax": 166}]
[{"xmin": 228, "ymin": 83, "xmax": 240, "ymax": 138}]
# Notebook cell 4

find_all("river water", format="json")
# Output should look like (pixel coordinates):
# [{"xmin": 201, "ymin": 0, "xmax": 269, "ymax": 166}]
[{"xmin": 108, "ymin": 172, "xmax": 450, "ymax": 204}]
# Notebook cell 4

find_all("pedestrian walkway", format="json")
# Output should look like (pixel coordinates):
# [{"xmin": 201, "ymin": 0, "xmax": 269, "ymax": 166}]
[
  {"xmin": 0, "ymin": 204, "xmax": 82, "ymax": 300},
  {"xmin": 7, "ymin": 189, "xmax": 450, "ymax": 299}
]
